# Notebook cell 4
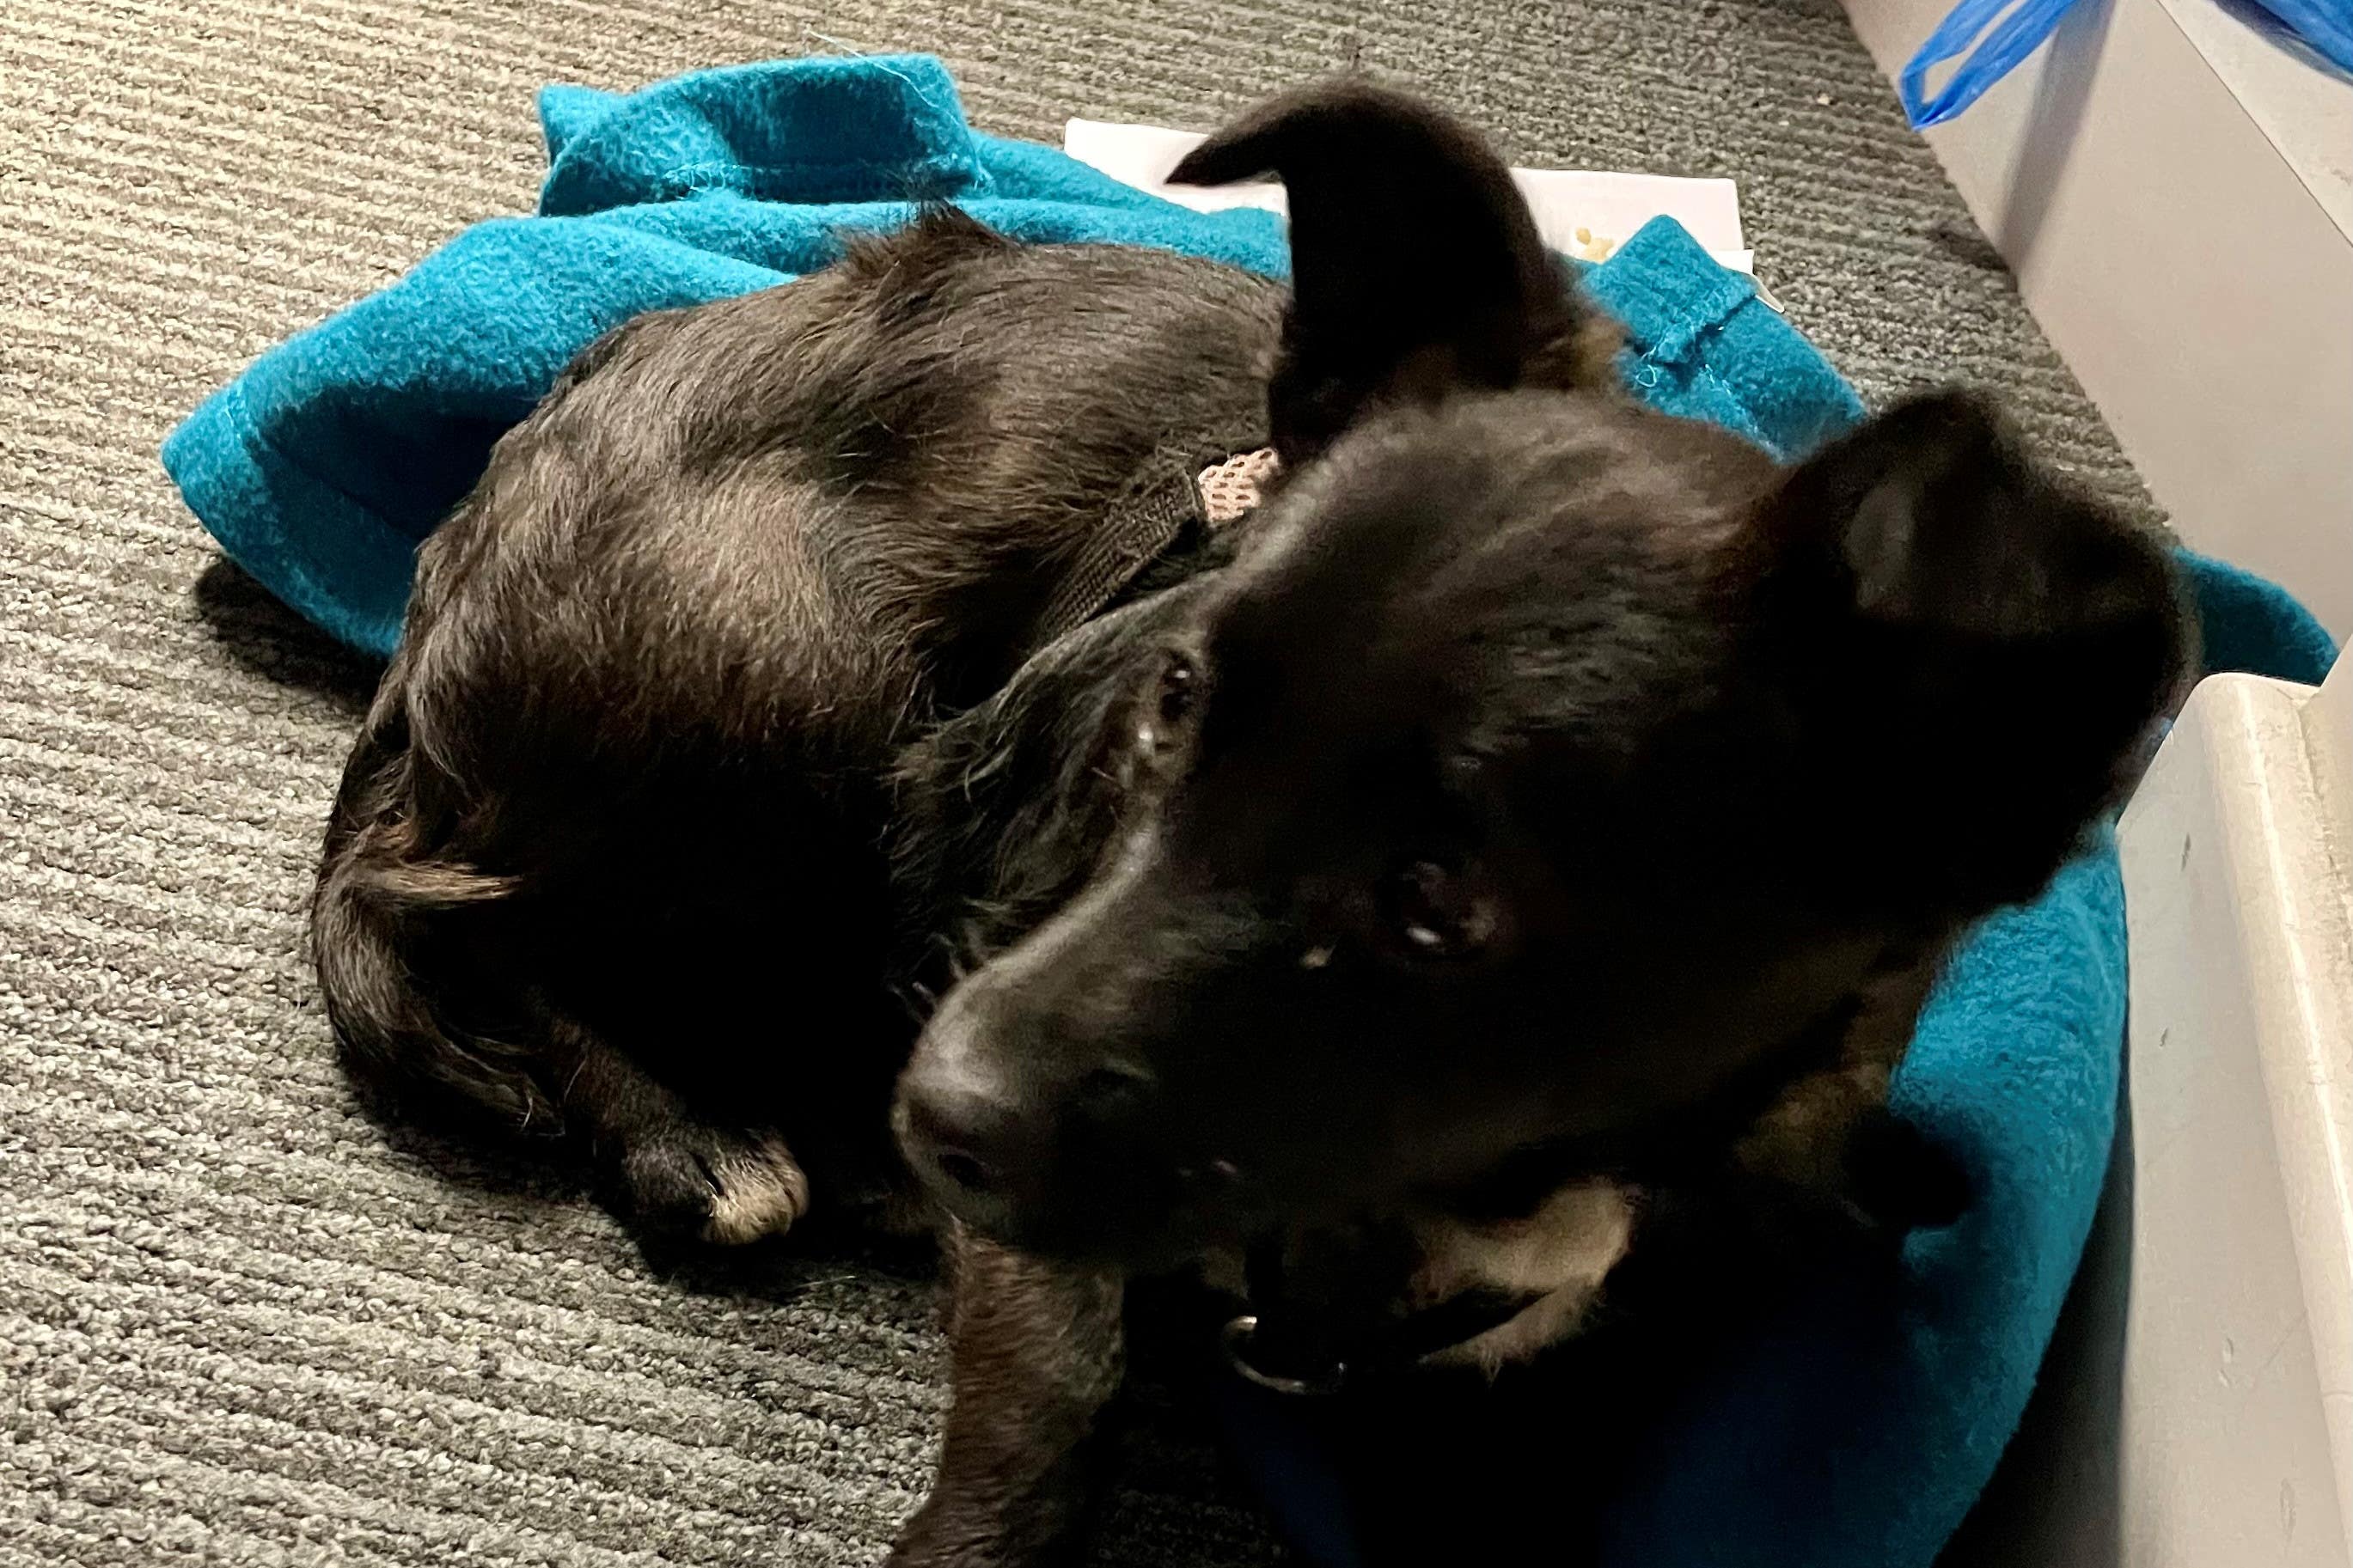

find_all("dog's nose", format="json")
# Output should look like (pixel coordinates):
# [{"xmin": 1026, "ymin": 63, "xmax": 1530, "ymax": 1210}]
[
  {"xmin": 897, "ymin": 1056, "xmax": 1158, "ymax": 1217},
  {"xmin": 900, "ymin": 1078, "xmax": 1022, "ymax": 1203}
]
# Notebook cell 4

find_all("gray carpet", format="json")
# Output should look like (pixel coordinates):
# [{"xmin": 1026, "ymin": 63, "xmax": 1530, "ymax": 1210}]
[{"xmin": 1, "ymin": 2, "xmax": 2151, "ymax": 1564}]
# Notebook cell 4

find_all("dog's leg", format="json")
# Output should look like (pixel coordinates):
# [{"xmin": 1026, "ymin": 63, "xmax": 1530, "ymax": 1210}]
[
  {"xmin": 889, "ymin": 1234, "xmax": 1126, "ymax": 1567},
  {"xmin": 538, "ymin": 1006, "xmax": 809, "ymax": 1245}
]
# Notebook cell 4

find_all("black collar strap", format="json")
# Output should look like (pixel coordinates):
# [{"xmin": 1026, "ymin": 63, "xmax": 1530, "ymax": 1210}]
[
  {"xmin": 1220, "ymin": 1231, "xmax": 1547, "ymax": 1397},
  {"xmin": 1221, "ymin": 1289, "xmax": 1548, "ymax": 1397},
  {"xmin": 1030, "ymin": 446, "xmax": 1280, "ymax": 649}
]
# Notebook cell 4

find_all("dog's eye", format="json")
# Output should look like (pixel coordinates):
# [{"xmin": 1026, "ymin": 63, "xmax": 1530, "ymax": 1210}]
[
  {"xmin": 1384, "ymin": 860, "xmax": 1499, "ymax": 961},
  {"xmin": 1135, "ymin": 652, "xmax": 1198, "ymax": 756},
  {"xmin": 1156, "ymin": 653, "xmax": 1197, "ymax": 727}
]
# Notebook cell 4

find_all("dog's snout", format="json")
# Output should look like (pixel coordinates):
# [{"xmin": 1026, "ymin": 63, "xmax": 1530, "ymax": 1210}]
[
  {"xmin": 901, "ymin": 1073, "xmax": 1024, "ymax": 1204},
  {"xmin": 899, "ymin": 1059, "xmax": 1163, "ymax": 1204},
  {"xmin": 897, "ymin": 961, "xmax": 1177, "ymax": 1242},
  {"xmin": 895, "ymin": 876, "xmax": 1190, "ymax": 1242}
]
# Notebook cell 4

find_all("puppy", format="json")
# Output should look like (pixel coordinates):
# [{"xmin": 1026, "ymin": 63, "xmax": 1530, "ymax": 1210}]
[{"xmin": 313, "ymin": 82, "xmax": 2187, "ymax": 1565}]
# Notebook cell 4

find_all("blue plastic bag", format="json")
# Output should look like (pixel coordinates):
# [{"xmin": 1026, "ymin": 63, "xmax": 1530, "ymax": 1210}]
[
  {"xmin": 1902, "ymin": 0, "xmax": 2353, "ymax": 129},
  {"xmin": 1898, "ymin": 0, "xmax": 2086, "ymax": 128},
  {"xmin": 2242, "ymin": 0, "xmax": 2353, "ymax": 74}
]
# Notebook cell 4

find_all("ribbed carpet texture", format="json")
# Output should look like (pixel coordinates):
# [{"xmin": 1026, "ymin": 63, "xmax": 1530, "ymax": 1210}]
[{"xmin": 1, "ymin": 2, "xmax": 2153, "ymax": 1564}]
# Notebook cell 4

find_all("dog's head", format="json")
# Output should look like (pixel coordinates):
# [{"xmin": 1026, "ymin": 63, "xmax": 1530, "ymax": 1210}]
[{"xmin": 892, "ymin": 83, "xmax": 2188, "ymax": 1267}]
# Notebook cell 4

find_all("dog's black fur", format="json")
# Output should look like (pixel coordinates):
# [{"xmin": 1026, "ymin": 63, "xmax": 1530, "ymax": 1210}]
[{"xmin": 314, "ymin": 82, "xmax": 2188, "ymax": 1565}]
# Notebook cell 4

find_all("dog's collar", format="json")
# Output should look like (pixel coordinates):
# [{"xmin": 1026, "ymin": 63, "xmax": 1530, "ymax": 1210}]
[
  {"xmin": 1213, "ymin": 994, "xmax": 1904, "ymax": 1396},
  {"xmin": 1221, "ymin": 1290, "xmax": 1545, "ymax": 1398},
  {"xmin": 1217, "ymin": 1230, "xmax": 1545, "ymax": 1398},
  {"xmin": 1031, "ymin": 448, "xmax": 1281, "ymax": 647},
  {"xmin": 1214, "ymin": 1133, "xmax": 1622, "ymax": 1397}
]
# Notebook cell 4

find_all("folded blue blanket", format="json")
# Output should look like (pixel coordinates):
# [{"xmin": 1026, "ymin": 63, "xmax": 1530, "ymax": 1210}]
[
  {"xmin": 160, "ymin": 56, "xmax": 1859, "ymax": 662},
  {"xmin": 161, "ymin": 53, "xmax": 2336, "ymax": 1568}
]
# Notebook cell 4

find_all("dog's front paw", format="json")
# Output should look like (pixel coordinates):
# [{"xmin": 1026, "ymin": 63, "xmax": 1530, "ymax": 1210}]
[{"xmin": 615, "ymin": 1125, "xmax": 809, "ymax": 1244}]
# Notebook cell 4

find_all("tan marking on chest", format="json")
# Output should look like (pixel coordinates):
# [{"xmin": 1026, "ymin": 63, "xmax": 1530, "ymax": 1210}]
[{"xmin": 1409, "ymin": 1180, "xmax": 1637, "ymax": 1375}]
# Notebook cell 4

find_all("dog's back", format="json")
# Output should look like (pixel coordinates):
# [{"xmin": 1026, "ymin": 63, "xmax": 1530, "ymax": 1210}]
[{"xmin": 314, "ymin": 210, "xmax": 1286, "ymax": 1223}]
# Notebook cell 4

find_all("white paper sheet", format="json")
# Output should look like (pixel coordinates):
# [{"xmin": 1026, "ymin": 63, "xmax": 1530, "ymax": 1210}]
[{"xmin": 1062, "ymin": 118, "xmax": 1753, "ymax": 274}]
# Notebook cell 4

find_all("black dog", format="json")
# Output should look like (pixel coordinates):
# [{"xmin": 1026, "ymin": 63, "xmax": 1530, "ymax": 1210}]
[{"xmin": 314, "ymin": 82, "xmax": 2186, "ymax": 1565}]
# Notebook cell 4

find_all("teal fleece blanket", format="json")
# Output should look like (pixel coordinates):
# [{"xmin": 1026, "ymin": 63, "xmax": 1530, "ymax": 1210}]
[{"xmin": 160, "ymin": 53, "xmax": 2336, "ymax": 1568}]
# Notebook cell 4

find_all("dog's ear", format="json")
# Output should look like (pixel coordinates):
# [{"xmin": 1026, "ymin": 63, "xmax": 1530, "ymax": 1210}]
[
  {"xmin": 1170, "ymin": 81, "xmax": 1613, "ymax": 462},
  {"xmin": 1745, "ymin": 390, "xmax": 2191, "ymax": 914},
  {"xmin": 1762, "ymin": 391, "xmax": 2181, "ymax": 642}
]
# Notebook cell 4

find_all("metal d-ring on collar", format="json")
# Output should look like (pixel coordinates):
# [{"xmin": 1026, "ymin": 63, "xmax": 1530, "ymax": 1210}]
[
  {"xmin": 1221, "ymin": 1270, "xmax": 1551, "ymax": 1398},
  {"xmin": 1221, "ymin": 1313, "xmax": 1351, "ymax": 1398}
]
